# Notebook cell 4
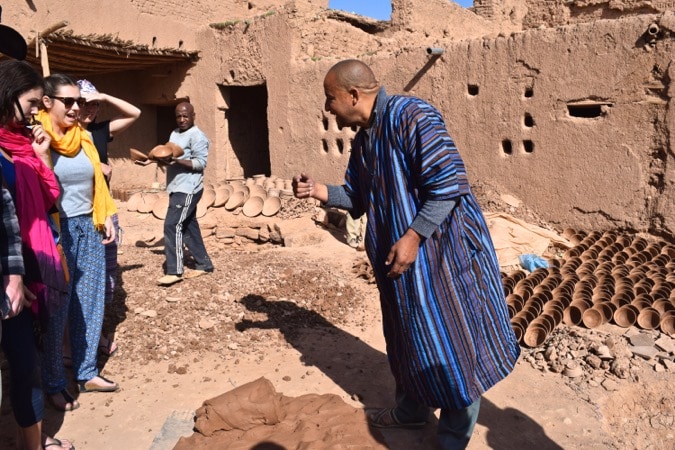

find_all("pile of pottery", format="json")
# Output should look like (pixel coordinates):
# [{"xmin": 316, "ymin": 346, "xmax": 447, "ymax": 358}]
[
  {"xmin": 126, "ymin": 175, "xmax": 292, "ymax": 219},
  {"xmin": 504, "ymin": 229, "xmax": 675, "ymax": 348}
]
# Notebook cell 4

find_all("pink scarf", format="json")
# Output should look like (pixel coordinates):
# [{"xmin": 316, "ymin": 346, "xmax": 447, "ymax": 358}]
[{"xmin": 0, "ymin": 127, "xmax": 67, "ymax": 299}]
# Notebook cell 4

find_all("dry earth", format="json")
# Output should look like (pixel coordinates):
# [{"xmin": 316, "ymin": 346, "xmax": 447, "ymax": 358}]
[{"xmin": 0, "ymin": 186, "xmax": 674, "ymax": 449}]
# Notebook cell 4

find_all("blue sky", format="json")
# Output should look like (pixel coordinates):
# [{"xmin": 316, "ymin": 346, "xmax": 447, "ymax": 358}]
[{"xmin": 328, "ymin": 0, "xmax": 474, "ymax": 20}]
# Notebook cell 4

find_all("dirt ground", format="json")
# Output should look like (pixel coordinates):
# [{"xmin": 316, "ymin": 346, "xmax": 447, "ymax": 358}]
[{"xmin": 1, "ymin": 187, "xmax": 674, "ymax": 449}]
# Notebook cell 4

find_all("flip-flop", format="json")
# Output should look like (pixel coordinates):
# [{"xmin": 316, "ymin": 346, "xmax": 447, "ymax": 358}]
[
  {"xmin": 98, "ymin": 337, "xmax": 118, "ymax": 357},
  {"xmin": 44, "ymin": 437, "xmax": 75, "ymax": 449},
  {"xmin": 78, "ymin": 375, "xmax": 119, "ymax": 393},
  {"xmin": 48, "ymin": 390, "xmax": 80, "ymax": 412}
]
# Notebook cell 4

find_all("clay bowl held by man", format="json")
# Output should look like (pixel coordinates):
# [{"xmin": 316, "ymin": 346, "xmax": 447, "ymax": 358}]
[
  {"xmin": 164, "ymin": 142, "xmax": 184, "ymax": 158},
  {"xmin": 130, "ymin": 148, "xmax": 148, "ymax": 162},
  {"xmin": 149, "ymin": 144, "xmax": 173, "ymax": 161}
]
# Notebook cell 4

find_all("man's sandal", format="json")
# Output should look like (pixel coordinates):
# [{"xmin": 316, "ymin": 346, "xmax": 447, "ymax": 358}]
[{"xmin": 366, "ymin": 408, "xmax": 427, "ymax": 429}]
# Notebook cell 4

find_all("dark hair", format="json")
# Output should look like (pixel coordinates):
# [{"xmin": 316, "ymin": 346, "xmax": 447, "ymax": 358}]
[
  {"xmin": 43, "ymin": 73, "xmax": 77, "ymax": 98},
  {"xmin": 0, "ymin": 60, "xmax": 43, "ymax": 125}
]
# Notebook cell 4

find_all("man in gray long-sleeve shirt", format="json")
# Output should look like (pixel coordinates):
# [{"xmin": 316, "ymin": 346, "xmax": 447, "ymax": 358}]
[{"xmin": 157, "ymin": 102, "xmax": 214, "ymax": 286}]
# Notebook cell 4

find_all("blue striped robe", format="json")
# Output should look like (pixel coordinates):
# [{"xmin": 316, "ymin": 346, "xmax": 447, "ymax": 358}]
[{"xmin": 343, "ymin": 89, "xmax": 520, "ymax": 409}]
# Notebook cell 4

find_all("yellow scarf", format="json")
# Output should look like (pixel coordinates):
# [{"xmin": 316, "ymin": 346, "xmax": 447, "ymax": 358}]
[{"xmin": 37, "ymin": 110, "xmax": 117, "ymax": 229}]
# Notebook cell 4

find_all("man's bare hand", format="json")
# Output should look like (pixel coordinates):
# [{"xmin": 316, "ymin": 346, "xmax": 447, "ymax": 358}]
[{"xmin": 385, "ymin": 229, "xmax": 422, "ymax": 279}]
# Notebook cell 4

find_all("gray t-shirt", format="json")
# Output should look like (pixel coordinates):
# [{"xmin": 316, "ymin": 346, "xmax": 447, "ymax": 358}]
[{"xmin": 51, "ymin": 148, "xmax": 95, "ymax": 218}]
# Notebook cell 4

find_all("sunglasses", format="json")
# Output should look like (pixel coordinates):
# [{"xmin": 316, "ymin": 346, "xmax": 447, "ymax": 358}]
[{"xmin": 50, "ymin": 96, "xmax": 86, "ymax": 108}]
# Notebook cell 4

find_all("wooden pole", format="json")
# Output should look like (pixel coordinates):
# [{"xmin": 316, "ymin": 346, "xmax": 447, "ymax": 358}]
[{"xmin": 39, "ymin": 41, "xmax": 49, "ymax": 76}]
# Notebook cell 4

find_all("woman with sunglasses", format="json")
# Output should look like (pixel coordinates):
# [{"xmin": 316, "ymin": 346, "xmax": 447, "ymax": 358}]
[
  {"xmin": 36, "ymin": 74, "xmax": 119, "ymax": 396},
  {"xmin": 76, "ymin": 79, "xmax": 140, "ymax": 358},
  {"xmin": 0, "ymin": 60, "xmax": 74, "ymax": 450}
]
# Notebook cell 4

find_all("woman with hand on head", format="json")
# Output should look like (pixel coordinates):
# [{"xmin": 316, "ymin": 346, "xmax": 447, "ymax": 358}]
[
  {"xmin": 76, "ymin": 79, "xmax": 140, "ymax": 358},
  {"xmin": 0, "ymin": 60, "xmax": 74, "ymax": 450},
  {"xmin": 36, "ymin": 73, "xmax": 119, "ymax": 395}
]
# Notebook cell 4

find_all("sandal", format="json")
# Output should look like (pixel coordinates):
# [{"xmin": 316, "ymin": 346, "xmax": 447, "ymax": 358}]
[
  {"xmin": 48, "ymin": 390, "xmax": 80, "ymax": 412},
  {"xmin": 44, "ymin": 436, "xmax": 75, "ymax": 449},
  {"xmin": 78, "ymin": 375, "xmax": 119, "ymax": 393},
  {"xmin": 366, "ymin": 408, "xmax": 427, "ymax": 429},
  {"xmin": 98, "ymin": 336, "xmax": 118, "ymax": 357}
]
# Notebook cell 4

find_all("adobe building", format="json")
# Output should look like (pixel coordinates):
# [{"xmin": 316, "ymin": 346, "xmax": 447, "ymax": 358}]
[{"xmin": 3, "ymin": 0, "xmax": 675, "ymax": 237}]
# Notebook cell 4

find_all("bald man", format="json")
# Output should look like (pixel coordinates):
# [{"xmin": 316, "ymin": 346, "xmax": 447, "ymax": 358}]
[
  {"xmin": 157, "ymin": 102, "xmax": 214, "ymax": 286},
  {"xmin": 293, "ymin": 60, "xmax": 520, "ymax": 449}
]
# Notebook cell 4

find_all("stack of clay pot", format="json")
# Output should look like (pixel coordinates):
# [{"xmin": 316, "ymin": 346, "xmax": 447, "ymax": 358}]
[
  {"xmin": 217, "ymin": 175, "xmax": 286, "ymax": 218},
  {"xmin": 126, "ymin": 175, "xmax": 290, "ymax": 220},
  {"xmin": 505, "ymin": 228, "xmax": 675, "ymax": 348}
]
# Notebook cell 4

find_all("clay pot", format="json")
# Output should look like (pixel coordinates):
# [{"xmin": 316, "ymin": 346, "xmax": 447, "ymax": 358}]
[
  {"xmin": 129, "ymin": 148, "xmax": 148, "ymax": 162},
  {"xmin": 267, "ymin": 188, "xmax": 281, "ymax": 198},
  {"xmin": 631, "ymin": 298, "xmax": 652, "ymax": 311},
  {"xmin": 248, "ymin": 185, "xmax": 267, "ymax": 200},
  {"xmin": 543, "ymin": 310, "xmax": 563, "ymax": 328},
  {"xmin": 516, "ymin": 309, "xmax": 537, "ymax": 324},
  {"xmin": 661, "ymin": 245, "xmax": 675, "ymax": 259},
  {"xmin": 610, "ymin": 292, "xmax": 631, "ymax": 308},
  {"xmin": 530, "ymin": 316, "xmax": 553, "ymax": 334},
  {"xmin": 582, "ymin": 305, "xmax": 607, "ymax": 328},
  {"xmin": 514, "ymin": 284, "xmax": 533, "ymax": 301},
  {"xmin": 165, "ymin": 142, "xmax": 184, "ymax": 158},
  {"xmin": 200, "ymin": 189, "xmax": 216, "ymax": 208},
  {"xmin": 613, "ymin": 304, "xmax": 639, "ymax": 328},
  {"xmin": 137, "ymin": 193, "xmax": 158, "ymax": 213},
  {"xmin": 511, "ymin": 322, "xmax": 524, "ymax": 343},
  {"xmin": 547, "ymin": 258, "xmax": 562, "ymax": 268},
  {"xmin": 213, "ymin": 187, "xmax": 231, "ymax": 208},
  {"xmin": 511, "ymin": 315, "xmax": 529, "ymax": 332},
  {"xmin": 564, "ymin": 301, "xmax": 589, "ymax": 326},
  {"xmin": 224, "ymin": 191, "xmax": 247, "ymax": 210},
  {"xmin": 509, "ymin": 270, "xmax": 527, "ymax": 283},
  {"xmin": 651, "ymin": 299, "xmax": 675, "ymax": 315},
  {"xmin": 151, "ymin": 194, "xmax": 170, "ymax": 220},
  {"xmin": 562, "ymin": 228, "xmax": 577, "ymax": 240},
  {"xmin": 631, "ymin": 237, "xmax": 648, "ymax": 251},
  {"xmin": 148, "ymin": 144, "xmax": 172, "ymax": 160},
  {"xmin": 126, "ymin": 192, "xmax": 143, "ymax": 212},
  {"xmin": 523, "ymin": 324, "xmax": 549, "ymax": 348},
  {"xmin": 262, "ymin": 196, "xmax": 282, "ymax": 217},
  {"xmin": 502, "ymin": 278, "xmax": 515, "ymax": 295},
  {"xmin": 242, "ymin": 196, "xmax": 264, "ymax": 217},
  {"xmin": 660, "ymin": 311, "xmax": 675, "ymax": 336},
  {"xmin": 636, "ymin": 307, "xmax": 660, "ymax": 330},
  {"xmin": 523, "ymin": 300, "xmax": 543, "ymax": 317}
]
